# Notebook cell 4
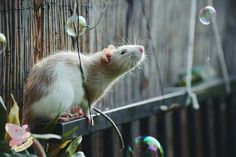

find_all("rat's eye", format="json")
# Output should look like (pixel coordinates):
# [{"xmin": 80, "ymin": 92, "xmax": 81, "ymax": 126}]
[{"xmin": 120, "ymin": 49, "xmax": 127, "ymax": 55}]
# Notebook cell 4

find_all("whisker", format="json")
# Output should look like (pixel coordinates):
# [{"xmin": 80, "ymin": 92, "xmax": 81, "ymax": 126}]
[
  {"xmin": 133, "ymin": 34, "xmax": 137, "ymax": 45},
  {"xmin": 144, "ymin": 56, "xmax": 151, "ymax": 63},
  {"xmin": 137, "ymin": 39, "xmax": 148, "ymax": 45},
  {"xmin": 116, "ymin": 33, "xmax": 128, "ymax": 45},
  {"xmin": 127, "ymin": 38, "xmax": 132, "ymax": 45}
]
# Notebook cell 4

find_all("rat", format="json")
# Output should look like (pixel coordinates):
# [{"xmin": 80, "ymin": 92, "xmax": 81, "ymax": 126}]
[{"xmin": 21, "ymin": 44, "xmax": 145, "ymax": 128}]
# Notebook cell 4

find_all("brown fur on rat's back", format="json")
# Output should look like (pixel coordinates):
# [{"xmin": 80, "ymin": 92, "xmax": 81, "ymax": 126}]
[{"xmin": 22, "ymin": 58, "xmax": 55, "ymax": 125}]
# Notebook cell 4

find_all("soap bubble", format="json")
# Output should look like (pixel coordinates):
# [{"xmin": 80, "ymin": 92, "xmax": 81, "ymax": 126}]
[
  {"xmin": 0, "ymin": 33, "xmax": 7, "ymax": 55},
  {"xmin": 127, "ymin": 136, "xmax": 164, "ymax": 157},
  {"xmin": 199, "ymin": 6, "xmax": 216, "ymax": 25},
  {"xmin": 65, "ymin": 15, "xmax": 87, "ymax": 37}
]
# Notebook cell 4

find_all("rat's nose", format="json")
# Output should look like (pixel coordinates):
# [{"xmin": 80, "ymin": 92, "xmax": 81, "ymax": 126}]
[{"xmin": 139, "ymin": 47, "xmax": 144, "ymax": 53}]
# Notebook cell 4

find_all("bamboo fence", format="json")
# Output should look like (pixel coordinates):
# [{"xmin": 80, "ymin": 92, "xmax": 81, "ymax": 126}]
[{"xmin": 0, "ymin": 0, "xmax": 235, "ymax": 111}]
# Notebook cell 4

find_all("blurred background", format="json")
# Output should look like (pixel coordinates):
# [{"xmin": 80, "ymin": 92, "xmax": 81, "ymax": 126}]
[{"xmin": 0, "ymin": 0, "xmax": 236, "ymax": 157}]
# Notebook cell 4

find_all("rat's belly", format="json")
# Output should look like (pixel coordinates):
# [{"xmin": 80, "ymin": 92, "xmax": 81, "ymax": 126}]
[{"xmin": 31, "ymin": 81, "xmax": 84, "ymax": 118}]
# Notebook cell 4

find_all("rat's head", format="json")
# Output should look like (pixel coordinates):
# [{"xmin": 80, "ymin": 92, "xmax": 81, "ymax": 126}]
[{"xmin": 101, "ymin": 44, "xmax": 145, "ymax": 76}]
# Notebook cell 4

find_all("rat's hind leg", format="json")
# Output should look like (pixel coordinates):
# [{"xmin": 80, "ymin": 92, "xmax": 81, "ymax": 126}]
[
  {"xmin": 85, "ymin": 110, "xmax": 94, "ymax": 126},
  {"xmin": 79, "ymin": 103, "xmax": 94, "ymax": 126}
]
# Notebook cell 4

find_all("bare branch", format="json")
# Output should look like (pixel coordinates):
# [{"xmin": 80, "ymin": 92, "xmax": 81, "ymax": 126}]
[{"xmin": 86, "ymin": 0, "xmax": 110, "ymax": 31}]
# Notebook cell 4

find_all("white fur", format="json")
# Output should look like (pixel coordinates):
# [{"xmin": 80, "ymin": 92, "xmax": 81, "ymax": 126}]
[{"xmin": 32, "ymin": 62, "xmax": 84, "ymax": 118}]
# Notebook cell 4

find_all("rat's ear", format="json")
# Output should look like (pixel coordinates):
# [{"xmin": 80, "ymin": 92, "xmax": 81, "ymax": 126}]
[
  {"xmin": 101, "ymin": 48, "xmax": 112, "ymax": 64},
  {"xmin": 108, "ymin": 44, "xmax": 116, "ymax": 50}
]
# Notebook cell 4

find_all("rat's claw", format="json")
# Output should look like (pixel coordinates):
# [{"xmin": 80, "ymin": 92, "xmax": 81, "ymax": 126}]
[
  {"xmin": 74, "ymin": 106, "xmax": 85, "ymax": 117},
  {"xmin": 59, "ymin": 112, "xmax": 80, "ymax": 122},
  {"xmin": 86, "ymin": 116, "xmax": 94, "ymax": 126}
]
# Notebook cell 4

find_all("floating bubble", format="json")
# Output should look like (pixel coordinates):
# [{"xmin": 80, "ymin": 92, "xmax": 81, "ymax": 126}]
[
  {"xmin": 0, "ymin": 33, "xmax": 7, "ymax": 54},
  {"xmin": 127, "ymin": 136, "xmax": 164, "ymax": 157},
  {"xmin": 199, "ymin": 6, "xmax": 216, "ymax": 25},
  {"xmin": 65, "ymin": 15, "xmax": 87, "ymax": 37}
]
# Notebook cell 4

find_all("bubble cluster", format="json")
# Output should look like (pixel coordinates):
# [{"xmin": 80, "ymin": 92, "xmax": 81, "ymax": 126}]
[
  {"xmin": 199, "ymin": 6, "xmax": 216, "ymax": 25},
  {"xmin": 0, "ymin": 33, "xmax": 7, "ymax": 55},
  {"xmin": 127, "ymin": 136, "xmax": 164, "ymax": 157},
  {"xmin": 65, "ymin": 15, "xmax": 87, "ymax": 37}
]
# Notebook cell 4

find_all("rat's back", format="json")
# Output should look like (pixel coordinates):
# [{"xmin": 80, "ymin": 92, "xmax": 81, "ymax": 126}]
[{"xmin": 22, "ymin": 52, "xmax": 84, "ymax": 124}]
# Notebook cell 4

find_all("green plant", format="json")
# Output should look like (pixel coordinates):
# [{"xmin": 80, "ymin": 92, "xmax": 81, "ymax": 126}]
[{"xmin": 0, "ymin": 95, "xmax": 85, "ymax": 157}]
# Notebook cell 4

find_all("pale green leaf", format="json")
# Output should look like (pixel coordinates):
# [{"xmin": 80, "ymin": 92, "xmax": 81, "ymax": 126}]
[
  {"xmin": 7, "ymin": 94, "xmax": 20, "ymax": 125},
  {"xmin": 63, "ymin": 136, "xmax": 82, "ymax": 157},
  {"xmin": 72, "ymin": 151, "xmax": 86, "ymax": 157},
  {"xmin": 48, "ymin": 140, "xmax": 72, "ymax": 156},
  {"xmin": 32, "ymin": 133, "xmax": 62, "ymax": 140}
]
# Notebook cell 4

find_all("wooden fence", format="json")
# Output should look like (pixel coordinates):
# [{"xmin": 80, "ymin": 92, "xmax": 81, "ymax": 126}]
[{"xmin": 1, "ymin": 0, "xmax": 236, "ymax": 110}]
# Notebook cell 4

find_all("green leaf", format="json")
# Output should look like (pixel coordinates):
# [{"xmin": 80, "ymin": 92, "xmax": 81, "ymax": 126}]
[
  {"xmin": 72, "ymin": 151, "xmax": 86, "ymax": 157},
  {"xmin": 0, "ymin": 96, "xmax": 7, "ymax": 140},
  {"xmin": 62, "ymin": 126, "xmax": 79, "ymax": 139},
  {"xmin": 48, "ymin": 140, "xmax": 72, "ymax": 156},
  {"xmin": 7, "ymin": 94, "xmax": 20, "ymax": 125},
  {"xmin": 4, "ymin": 94, "xmax": 21, "ymax": 141},
  {"xmin": 32, "ymin": 133, "xmax": 62, "ymax": 140},
  {"xmin": 47, "ymin": 126, "xmax": 79, "ymax": 157},
  {"xmin": 63, "ymin": 136, "xmax": 82, "ymax": 157},
  {"xmin": 1, "ymin": 149, "xmax": 37, "ymax": 157}
]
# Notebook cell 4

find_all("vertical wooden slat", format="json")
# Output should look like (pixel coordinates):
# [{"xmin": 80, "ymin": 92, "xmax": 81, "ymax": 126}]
[
  {"xmin": 122, "ymin": 122, "xmax": 133, "ymax": 157},
  {"xmin": 172, "ymin": 110, "xmax": 183, "ymax": 157},
  {"xmin": 213, "ymin": 97, "xmax": 226, "ymax": 157},
  {"xmin": 225, "ymin": 94, "xmax": 236, "ymax": 157},
  {"xmin": 103, "ymin": 128, "xmax": 115, "ymax": 157},
  {"xmin": 82, "ymin": 134, "xmax": 93, "ymax": 157},
  {"xmin": 200, "ymin": 100, "xmax": 209, "ymax": 157},
  {"xmin": 139, "ymin": 117, "xmax": 150, "ymax": 135},
  {"xmin": 156, "ymin": 114, "xmax": 167, "ymax": 157},
  {"xmin": 200, "ymin": 100, "xmax": 216, "ymax": 157},
  {"xmin": 187, "ymin": 107, "xmax": 199, "ymax": 157}
]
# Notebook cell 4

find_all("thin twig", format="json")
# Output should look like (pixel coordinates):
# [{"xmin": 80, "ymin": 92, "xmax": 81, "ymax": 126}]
[
  {"xmin": 186, "ymin": 0, "xmax": 199, "ymax": 109},
  {"xmin": 73, "ymin": 0, "xmax": 93, "ymax": 133},
  {"xmin": 86, "ymin": 0, "xmax": 109, "ymax": 31},
  {"xmin": 208, "ymin": 0, "xmax": 231, "ymax": 93}
]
